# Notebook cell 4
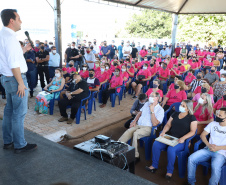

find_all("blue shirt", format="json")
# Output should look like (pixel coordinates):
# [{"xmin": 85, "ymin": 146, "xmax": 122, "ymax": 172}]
[
  {"xmin": 25, "ymin": 51, "xmax": 36, "ymax": 71},
  {"xmin": 160, "ymin": 49, "xmax": 168, "ymax": 58},
  {"xmin": 109, "ymin": 45, "xmax": 117, "ymax": 57},
  {"xmin": 49, "ymin": 52, "xmax": 60, "ymax": 67},
  {"xmin": 118, "ymin": 45, "xmax": 123, "ymax": 58},
  {"xmin": 101, "ymin": 46, "xmax": 110, "ymax": 56}
]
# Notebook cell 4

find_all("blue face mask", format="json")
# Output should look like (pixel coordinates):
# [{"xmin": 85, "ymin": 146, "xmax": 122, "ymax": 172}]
[
  {"xmin": 179, "ymin": 106, "xmax": 186, "ymax": 113},
  {"xmin": 221, "ymin": 78, "xmax": 225, "ymax": 82},
  {"xmin": 36, "ymin": 43, "xmax": 39, "ymax": 47}
]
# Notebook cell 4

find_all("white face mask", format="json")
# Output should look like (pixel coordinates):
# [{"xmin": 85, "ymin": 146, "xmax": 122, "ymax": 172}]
[
  {"xmin": 55, "ymin": 73, "xmax": 60, "ymax": 78},
  {"xmin": 143, "ymin": 66, "xmax": 147, "ymax": 70},
  {"xmin": 184, "ymin": 61, "xmax": 187, "ymax": 64},
  {"xmin": 101, "ymin": 68, "xmax": 105, "ymax": 72},
  {"xmin": 126, "ymin": 43, "xmax": 129, "ymax": 46},
  {"xmin": 83, "ymin": 67, "xmax": 87, "ymax": 71},
  {"xmin": 144, "ymin": 59, "xmax": 147, "ymax": 61},
  {"xmin": 149, "ymin": 97, "xmax": 155, "ymax": 104},
  {"xmin": 71, "ymin": 46, "xmax": 75, "ymax": 49},
  {"xmin": 73, "ymin": 79, "xmax": 77, "ymax": 83},
  {"xmin": 122, "ymin": 69, "xmax": 126, "ymax": 72},
  {"xmin": 49, "ymin": 44, "xmax": 53, "ymax": 48},
  {"xmin": 106, "ymin": 66, "xmax": 109, "ymax": 70},
  {"xmin": 198, "ymin": 98, "xmax": 204, "ymax": 105},
  {"xmin": 52, "ymin": 50, "xmax": 56, "ymax": 54}
]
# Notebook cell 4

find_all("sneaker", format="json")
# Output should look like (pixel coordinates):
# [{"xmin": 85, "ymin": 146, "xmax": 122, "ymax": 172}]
[
  {"xmin": 14, "ymin": 143, "xmax": 37, "ymax": 154},
  {"xmin": 3, "ymin": 142, "xmax": 14, "ymax": 149},
  {"xmin": 58, "ymin": 117, "xmax": 68, "ymax": 122},
  {"xmin": 67, "ymin": 118, "xmax": 74, "ymax": 124},
  {"xmin": 132, "ymin": 95, "xmax": 137, "ymax": 99}
]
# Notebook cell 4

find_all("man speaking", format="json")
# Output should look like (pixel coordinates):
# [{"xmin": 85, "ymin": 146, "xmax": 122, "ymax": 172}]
[{"xmin": 0, "ymin": 9, "xmax": 37, "ymax": 153}]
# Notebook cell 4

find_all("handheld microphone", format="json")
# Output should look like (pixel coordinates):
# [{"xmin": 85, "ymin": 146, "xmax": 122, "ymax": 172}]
[{"xmin": 24, "ymin": 31, "xmax": 34, "ymax": 49}]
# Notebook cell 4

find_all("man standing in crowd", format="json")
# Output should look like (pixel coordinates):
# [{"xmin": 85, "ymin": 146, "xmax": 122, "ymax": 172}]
[
  {"xmin": 160, "ymin": 45, "xmax": 168, "ymax": 60},
  {"xmin": 137, "ymin": 42, "xmax": 141, "ymax": 52},
  {"xmin": 158, "ymin": 41, "xmax": 164, "ymax": 52},
  {"xmin": 48, "ymin": 46, "xmax": 60, "ymax": 79},
  {"xmin": 174, "ymin": 43, "xmax": 181, "ymax": 57},
  {"xmin": 186, "ymin": 41, "xmax": 192, "ymax": 56},
  {"xmin": 118, "ymin": 40, "xmax": 124, "ymax": 60},
  {"xmin": 101, "ymin": 40, "xmax": 110, "ymax": 59},
  {"xmin": 122, "ymin": 41, "xmax": 132, "ymax": 60},
  {"xmin": 93, "ymin": 39, "xmax": 99, "ymax": 57},
  {"xmin": 109, "ymin": 40, "xmax": 118, "ymax": 60},
  {"xmin": 0, "ymin": 9, "xmax": 37, "ymax": 153},
  {"xmin": 65, "ymin": 42, "xmax": 80, "ymax": 69},
  {"xmin": 34, "ymin": 40, "xmax": 40, "ymax": 52},
  {"xmin": 151, "ymin": 43, "xmax": 159, "ymax": 58},
  {"xmin": 36, "ymin": 42, "xmax": 50, "ymax": 89},
  {"xmin": 131, "ymin": 43, "xmax": 138, "ymax": 59},
  {"xmin": 85, "ymin": 47, "xmax": 95, "ymax": 69},
  {"xmin": 166, "ymin": 44, "xmax": 172, "ymax": 57}
]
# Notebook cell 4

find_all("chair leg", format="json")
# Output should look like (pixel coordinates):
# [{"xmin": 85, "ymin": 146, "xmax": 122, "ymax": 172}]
[
  {"xmin": 94, "ymin": 98, "xmax": 96, "ymax": 111},
  {"xmin": 111, "ymin": 94, "xmax": 116, "ymax": 107},
  {"xmin": 49, "ymin": 100, "xmax": 54, "ymax": 115},
  {"xmin": 144, "ymin": 140, "xmax": 152, "ymax": 161},
  {"xmin": 76, "ymin": 108, "xmax": 81, "ymax": 124},
  {"xmin": 88, "ymin": 99, "xmax": 92, "ymax": 115}
]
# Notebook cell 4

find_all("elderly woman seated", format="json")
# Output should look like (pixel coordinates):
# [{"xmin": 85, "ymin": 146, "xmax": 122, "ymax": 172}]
[
  {"xmin": 145, "ymin": 79, "xmax": 163, "ymax": 102},
  {"xmin": 213, "ymin": 73, "xmax": 226, "ymax": 101},
  {"xmin": 35, "ymin": 68, "xmax": 65, "ymax": 114},
  {"xmin": 146, "ymin": 100, "xmax": 197, "ymax": 179}
]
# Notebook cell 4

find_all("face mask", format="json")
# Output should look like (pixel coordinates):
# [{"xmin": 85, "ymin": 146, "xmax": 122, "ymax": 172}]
[
  {"xmin": 153, "ymin": 84, "xmax": 158, "ymax": 88},
  {"xmin": 178, "ymin": 64, "xmax": 182, "ymax": 66},
  {"xmin": 102, "ymin": 60, "xmax": 105, "ymax": 63},
  {"xmin": 196, "ymin": 76, "xmax": 201, "ymax": 80},
  {"xmin": 163, "ymin": 48, "xmax": 166, "ymax": 50},
  {"xmin": 132, "ymin": 62, "xmax": 135, "ymax": 64},
  {"xmin": 174, "ymin": 84, "xmax": 180, "ymax": 89},
  {"xmin": 52, "ymin": 50, "xmax": 56, "ymax": 54},
  {"xmin": 121, "ymin": 42, "xmax": 124, "ymax": 45},
  {"xmin": 201, "ymin": 50, "xmax": 203, "ymax": 52},
  {"xmin": 126, "ymin": 43, "xmax": 129, "ymax": 46},
  {"xmin": 122, "ymin": 69, "xmax": 126, "ymax": 72},
  {"xmin": 223, "ymin": 95, "xmax": 226, "ymax": 100},
  {"xmin": 49, "ymin": 44, "xmax": 53, "ymax": 48},
  {"xmin": 104, "ymin": 43, "xmax": 107, "ymax": 46},
  {"xmin": 154, "ymin": 45, "xmax": 156, "ymax": 47},
  {"xmin": 201, "ymin": 87, "xmax": 207, "ymax": 93},
  {"xmin": 143, "ymin": 66, "xmax": 147, "ymax": 70},
  {"xmin": 69, "ymin": 64, "xmax": 73, "ymax": 67},
  {"xmin": 115, "ymin": 72, "xmax": 119, "ymax": 75},
  {"xmin": 36, "ymin": 43, "xmax": 39, "ymax": 47},
  {"xmin": 139, "ymin": 101, "xmax": 145, "ymax": 105},
  {"xmin": 179, "ymin": 106, "xmax": 186, "ymax": 113},
  {"xmin": 149, "ymin": 97, "xmax": 154, "ymax": 104},
  {"xmin": 71, "ymin": 46, "xmax": 75, "ymax": 49},
  {"xmin": 95, "ymin": 64, "xmax": 99, "ymax": 67},
  {"xmin": 163, "ymin": 66, "xmax": 167, "ymax": 70},
  {"xmin": 216, "ymin": 116, "xmax": 225, "ymax": 123},
  {"xmin": 144, "ymin": 59, "xmax": 148, "ymax": 61},
  {"xmin": 90, "ymin": 46, "xmax": 93, "ymax": 50},
  {"xmin": 184, "ymin": 61, "xmax": 187, "ymax": 64},
  {"xmin": 78, "ymin": 46, "xmax": 81, "ymax": 49},
  {"xmin": 89, "ymin": 73, "xmax": 94, "ymax": 78},
  {"xmin": 106, "ymin": 66, "xmax": 109, "ymax": 70},
  {"xmin": 221, "ymin": 78, "xmax": 225, "ymax": 82},
  {"xmin": 40, "ymin": 46, "xmax": 44, "ymax": 50},
  {"xmin": 210, "ymin": 70, "xmax": 215, "ymax": 73},
  {"xmin": 198, "ymin": 98, "xmax": 204, "ymax": 104},
  {"xmin": 113, "ymin": 63, "xmax": 117, "ymax": 66},
  {"xmin": 94, "ymin": 42, "xmax": 96, "ymax": 45},
  {"xmin": 55, "ymin": 73, "xmax": 60, "ymax": 78},
  {"xmin": 150, "ymin": 64, "xmax": 154, "ymax": 67},
  {"xmin": 83, "ymin": 67, "xmax": 87, "ymax": 71},
  {"xmin": 101, "ymin": 68, "xmax": 105, "ymax": 72},
  {"xmin": 127, "ymin": 66, "xmax": 131, "ymax": 69},
  {"xmin": 73, "ymin": 79, "xmax": 77, "ymax": 83},
  {"xmin": 87, "ymin": 50, "xmax": 90, "ymax": 54}
]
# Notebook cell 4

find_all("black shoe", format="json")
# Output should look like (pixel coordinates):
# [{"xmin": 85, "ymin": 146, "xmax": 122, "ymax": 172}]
[
  {"xmin": 165, "ymin": 174, "xmax": 172, "ymax": 180},
  {"xmin": 145, "ymin": 166, "xmax": 157, "ymax": 173},
  {"xmin": 30, "ymin": 91, "xmax": 33, "ymax": 98},
  {"xmin": 14, "ymin": 143, "xmax": 37, "ymax": 154},
  {"xmin": 135, "ymin": 157, "xmax": 140, "ymax": 164},
  {"xmin": 132, "ymin": 95, "xmax": 137, "ymax": 99},
  {"xmin": 3, "ymin": 142, "xmax": 14, "ymax": 149}
]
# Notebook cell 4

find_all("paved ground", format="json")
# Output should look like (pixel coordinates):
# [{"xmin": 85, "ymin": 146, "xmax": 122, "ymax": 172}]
[{"xmin": 0, "ymin": 85, "xmax": 134, "ymax": 139}]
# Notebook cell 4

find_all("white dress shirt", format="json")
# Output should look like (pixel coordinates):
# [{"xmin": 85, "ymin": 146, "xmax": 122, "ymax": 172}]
[
  {"xmin": 137, "ymin": 103, "xmax": 164, "ymax": 127},
  {"xmin": 122, "ymin": 45, "xmax": 132, "ymax": 57},
  {"xmin": 0, "ymin": 27, "xmax": 27, "ymax": 76},
  {"xmin": 49, "ymin": 52, "xmax": 60, "ymax": 67}
]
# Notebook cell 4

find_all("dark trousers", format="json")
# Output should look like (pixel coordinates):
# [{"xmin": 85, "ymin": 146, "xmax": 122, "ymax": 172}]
[
  {"xmin": 26, "ymin": 68, "xmax": 37, "ymax": 96},
  {"xmin": 37, "ymin": 66, "xmax": 50, "ymax": 88},
  {"xmin": 59, "ymin": 98, "xmax": 81, "ymax": 119},
  {"xmin": 49, "ymin": 66, "xmax": 59, "ymax": 79},
  {"xmin": 0, "ymin": 75, "xmax": 5, "ymax": 97},
  {"xmin": 102, "ymin": 88, "xmax": 116, "ymax": 104},
  {"xmin": 124, "ymin": 115, "xmax": 135, "ymax": 128}
]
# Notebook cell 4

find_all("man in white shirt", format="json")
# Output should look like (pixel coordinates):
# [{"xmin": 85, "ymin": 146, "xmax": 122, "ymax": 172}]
[
  {"xmin": 187, "ymin": 107, "xmax": 226, "ymax": 185},
  {"xmin": 122, "ymin": 41, "xmax": 132, "ymax": 60},
  {"xmin": 0, "ymin": 9, "xmax": 37, "ymax": 153},
  {"xmin": 84, "ymin": 47, "xmax": 95, "ymax": 69},
  {"xmin": 48, "ymin": 46, "xmax": 60, "ymax": 79},
  {"xmin": 119, "ymin": 92, "xmax": 164, "ymax": 162}
]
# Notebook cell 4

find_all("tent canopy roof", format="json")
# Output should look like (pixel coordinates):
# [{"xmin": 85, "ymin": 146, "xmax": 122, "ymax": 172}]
[{"xmin": 101, "ymin": 0, "xmax": 226, "ymax": 14}]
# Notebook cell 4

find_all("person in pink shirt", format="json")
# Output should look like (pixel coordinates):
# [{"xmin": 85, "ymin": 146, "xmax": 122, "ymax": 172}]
[
  {"xmin": 192, "ymin": 79, "xmax": 213, "ymax": 97},
  {"xmin": 203, "ymin": 57, "xmax": 214, "ymax": 74},
  {"xmin": 104, "ymin": 63, "xmax": 112, "ymax": 79},
  {"xmin": 99, "ymin": 68, "xmax": 123, "ymax": 108},
  {"xmin": 62, "ymin": 60, "xmax": 77, "ymax": 74},
  {"xmin": 193, "ymin": 83, "xmax": 214, "ymax": 104},
  {"xmin": 168, "ymin": 76, "xmax": 184, "ymax": 91},
  {"xmin": 171, "ymin": 54, "xmax": 178, "ymax": 65},
  {"xmin": 139, "ymin": 46, "xmax": 148, "ymax": 60},
  {"xmin": 79, "ymin": 64, "xmax": 89, "ymax": 79},
  {"xmin": 159, "ymin": 62, "xmax": 170, "ymax": 90},
  {"xmin": 190, "ymin": 59, "xmax": 199, "ymax": 70},
  {"xmin": 184, "ymin": 70, "xmax": 196, "ymax": 85},
  {"xmin": 156, "ymin": 54, "xmax": 162, "ymax": 64},
  {"xmin": 148, "ymin": 60, "xmax": 157, "ymax": 78},
  {"xmin": 131, "ymin": 63, "xmax": 152, "ymax": 99},
  {"xmin": 145, "ymin": 79, "xmax": 163, "ymax": 102},
  {"xmin": 161, "ymin": 80, "xmax": 187, "ymax": 111},
  {"xmin": 141, "ymin": 56, "xmax": 149, "ymax": 66},
  {"xmin": 193, "ymin": 93, "xmax": 214, "ymax": 134},
  {"xmin": 110, "ymin": 60, "xmax": 121, "ymax": 73},
  {"xmin": 121, "ymin": 65, "xmax": 129, "ymax": 82},
  {"xmin": 197, "ymin": 48, "xmax": 206, "ymax": 62},
  {"xmin": 169, "ymin": 64, "xmax": 180, "ymax": 83},
  {"xmin": 207, "ymin": 49, "xmax": 216, "ymax": 60},
  {"xmin": 178, "ymin": 60, "xmax": 186, "ymax": 75},
  {"xmin": 126, "ymin": 63, "xmax": 135, "ymax": 78},
  {"xmin": 93, "ymin": 60, "xmax": 101, "ymax": 73},
  {"xmin": 213, "ymin": 92, "xmax": 226, "ymax": 113},
  {"xmin": 95, "ymin": 65, "xmax": 109, "ymax": 86}
]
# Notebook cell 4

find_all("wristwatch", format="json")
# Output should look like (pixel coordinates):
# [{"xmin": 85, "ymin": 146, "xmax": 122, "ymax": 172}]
[
  {"xmin": 150, "ymin": 111, "xmax": 154, "ymax": 114},
  {"xmin": 70, "ymin": 92, "xmax": 72, "ymax": 95}
]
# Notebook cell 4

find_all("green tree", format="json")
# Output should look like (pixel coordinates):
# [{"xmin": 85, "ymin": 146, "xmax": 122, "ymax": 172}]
[
  {"xmin": 125, "ymin": 9, "xmax": 172, "ymax": 39},
  {"xmin": 177, "ymin": 15, "xmax": 226, "ymax": 45}
]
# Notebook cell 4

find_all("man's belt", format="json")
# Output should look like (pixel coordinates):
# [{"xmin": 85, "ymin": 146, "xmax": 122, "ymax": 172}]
[{"xmin": 38, "ymin": 64, "xmax": 48, "ymax": 67}]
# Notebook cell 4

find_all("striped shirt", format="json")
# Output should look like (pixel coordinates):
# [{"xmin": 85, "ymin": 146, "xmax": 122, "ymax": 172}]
[{"xmin": 190, "ymin": 79, "xmax": 203, "ymax": 92}]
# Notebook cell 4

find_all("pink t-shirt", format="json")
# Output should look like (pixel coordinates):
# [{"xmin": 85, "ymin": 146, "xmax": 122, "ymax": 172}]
[
  {"xmin": 93, "ymin": 65, "xmax": 101, "ymax": 73},
  {"xmin": 95, "ymin": 71, "xmax": 109, "ymax": 83},
  {"xmin": 194, "ymin": 86, "xmax": 213, "ymax": 95},
  {"xmin": 159, "ymin": 68, "xmax": 170, "ymax": 81},
  {"xmin": 167, "ymin": 61, "xmax": 174, "ymax": 69},
  {"xmin": 149, "ymin": 67, "xmax": 157, "ymax": 76},
  {"xmin": 203, "ymin": 59, "xmax": 213, "ymax": 67},
  {"xmin": 166, "ymin": 89, "xmax": 187, "ymax": 106},
  {"xmin": 197, "ymin": 51, "xmax": 206, "ymax": 58},
  {"xmin": 62, "ymin": 67, "xmax": 76, "ymax": 74},
  {"xmin": 79, "ymin": 70, "xmax": 89, "ymax": 79},
  {"xmin": 137, "ymin": 69, "xmax": 152, "ymax": 79},
  {"xmin": 213, "ymin": 98, "xmax": 226, "ymax": 110},
  {"xmin": 190, "ymin": 62, "xmax": 198, "ymax": 70},
  {"xmin": 110, "ymin": 65, "xmax": 121, "ymax": 73},
  {"xmin": 169, "ymin": 83, "xmax": 174, "ymax": 90},
  {"xmin": 127, "ymin": 67, "xmax": 135, "ymax": 77},
  {"xmin": 171, "ymin": 58, "xmax": 178, "ymax": 65},
  {"xmin": 139, "ymin": 50, "xmax": 148, "ymax": 58},
  {"xmin": 170, "ymin": 68, "xmax": 180, "ymax": 76},
  {"xmin": 207, "ymin": 52, "xmax": 216, "ymax": 57},
  {"xmin": 110, "ymin": 75, "xmax": 123, "ymax": 93},
  {"xmin": 178, "ymin": 65, "xmax": 186, "ymax": 74},
  {"xmin": 193, "ymin": 93, "xmax": 214, "ymax": 104},
  {"xmin": 121, "ymin": 71, "xmax": 129, "ymax": 81},
  {"xmin": 193, "ymin": 102, "xmax": 214, "ymax": 122},
  {"xmin": 184, "ymin": 73, "xmax": 196, "ymax": 85},
  {"xmin": 146, "ymin": 88, "xmax": 163, "ymax": 97}
]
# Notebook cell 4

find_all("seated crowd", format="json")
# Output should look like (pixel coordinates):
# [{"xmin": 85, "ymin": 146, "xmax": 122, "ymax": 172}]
[{"xmin": 1, "ymin": 39, "xmax": 226, "ymax": 184}]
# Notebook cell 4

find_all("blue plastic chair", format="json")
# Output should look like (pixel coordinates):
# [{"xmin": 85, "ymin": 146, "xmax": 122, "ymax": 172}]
[
  {"xmin": 194, "ymin": 138, "xmax": 226, "ymax": 185},
  {"xmin": 162, "ymin": 102, "xmax": 181, "ymax": 127},
  {"xmin": 142, "ymin": 81, "xmax": 149, "ymax": 93},
  {"xmin": 128, "ymin": 77, "xmax": 135, "ymax": 95},
  {"xmin": 98, "ymin": 82, "xmax": 108, "ymax": 103},
  {"xmin": 110, "ymin": 86, "xmax": 123, "ymax": 107},
  {"xmin": 160, "ymin": 130, "xmax": 197, "ymax": 178},
  {"xmin": 88, "ymin": 91, "xmax": 98, "ymax": 115},
  {"xmin": 149, "ymin": 75, "xmax": 157, "ymax": 88}
]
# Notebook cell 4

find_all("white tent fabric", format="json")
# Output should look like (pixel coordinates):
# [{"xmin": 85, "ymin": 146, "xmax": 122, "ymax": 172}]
[{"xmin": 102, "ymin": 0, "xmax": 226, "ymax": 14}]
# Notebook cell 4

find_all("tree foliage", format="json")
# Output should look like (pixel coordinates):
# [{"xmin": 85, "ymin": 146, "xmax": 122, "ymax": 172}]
[
  {"xmin": 177, "ymin": 15, "xmax": 226, "ymax": 45},
  {"xmin": 125, "ymin": 10, "xmax": 172, "ymax": 39}
]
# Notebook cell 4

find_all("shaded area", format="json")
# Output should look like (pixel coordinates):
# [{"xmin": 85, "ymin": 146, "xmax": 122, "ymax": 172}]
[
  {"xmin": 60, "ymin": 118, "xmax": 211, "ymax": 185},
  {"xmin": 0, "ymin": 121, "xmax": 155, "ymax": 185}
]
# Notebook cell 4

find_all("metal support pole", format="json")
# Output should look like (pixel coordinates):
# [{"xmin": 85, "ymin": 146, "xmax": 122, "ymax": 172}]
[
  {"xmin": 171, "ymin": 14, "xmax": 178, "ymax": 55},
  {"xmin": 54, "ymin": 0, "xmax": 62, "ymax": 67}
]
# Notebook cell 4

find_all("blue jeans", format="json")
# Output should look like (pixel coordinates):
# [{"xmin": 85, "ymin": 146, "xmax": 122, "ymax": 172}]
[
  {"xmin": 26, "ymin": 68, "xmax": 37, "ymax": 93},
  {"xmin": 1, "ymin": 74, "xmax": 28, "ymax": 149},
  {"xmin": 219, "ymin": 59, "xmax": 224, "ymax": 69},
  {"xmin": 188, "ymin": 148, "xmax": 226, "ymax": 185},
  {"xmin": 151, "ymin": 140, "xmax": 185, "ymax": 174}
]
